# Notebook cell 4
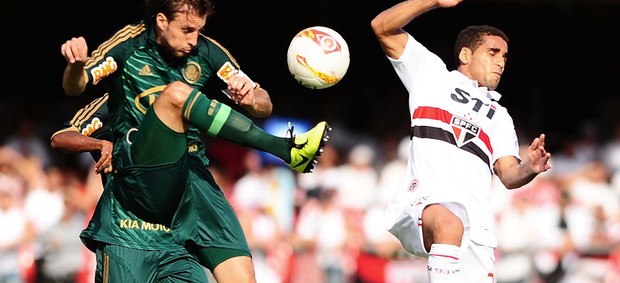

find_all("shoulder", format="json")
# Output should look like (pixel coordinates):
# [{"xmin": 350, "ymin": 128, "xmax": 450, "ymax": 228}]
[
  {"xmin": 197, "ymin": 34, "xmax": 241, "ymax": 67},
  {"xmin": 85, "ymin": 22, "xmax": 147, "ymax": 66},
  {"xmin": 198, "ymin": 35, "xmax": 233, "ymax": 56},
  {"xmin": 100, "ymin": 22, "xmax": 148, "ymax": 51}
]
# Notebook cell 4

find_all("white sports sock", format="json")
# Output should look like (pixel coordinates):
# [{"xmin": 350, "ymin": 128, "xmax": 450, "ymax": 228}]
[{"xmin": 427, "ymin": 243, "xmax": 461, "ymax": 282}]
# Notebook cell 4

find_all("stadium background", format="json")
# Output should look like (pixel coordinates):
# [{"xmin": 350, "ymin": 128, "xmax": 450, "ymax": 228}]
[
  {"xmin": 1, "ymin": 0, "xmax": 620, "ymax": 282},
  {"xmin": 2, "ymin": 0, "xmax": 620, "ymax": 154}
]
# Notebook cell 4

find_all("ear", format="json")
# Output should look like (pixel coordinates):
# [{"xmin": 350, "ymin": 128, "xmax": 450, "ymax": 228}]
[
  {"xmin": 155, "ymin": 13, "xmax": 168, "ymax": 30},
  {"xmin": 458, "ymin": 47, "xmax": 472, "ymax": 65}
]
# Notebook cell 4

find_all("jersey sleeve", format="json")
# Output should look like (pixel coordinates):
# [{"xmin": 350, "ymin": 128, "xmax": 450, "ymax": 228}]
[
  {"xmin": 51, "ymin": 94, "xmax": 112, "ymax": 142},
  {"xmin": 389, "ymin": 33, "xmax": 450, "ymax": 100},
  {"xmin": 489, "ymin": 105, "xmax": 520, "ymax": 164},
  {"xmin": 83, "ymin": 23, "xmax": 145, "ymax": 86}
]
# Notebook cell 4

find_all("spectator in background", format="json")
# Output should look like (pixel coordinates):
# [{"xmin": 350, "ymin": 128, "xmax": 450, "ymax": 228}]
[
  {"xmin": 561, "ymin": 161, "xmax": 619, "ymax": 282},
  {"xmin": 233, "ymin": 150, "xmax": 287, "ymax": 283},
  {"xmin": 377, "ymin": 136, "xmax": 409, "ymax": 206},
  {"xmin": 38, "ymin": 190, "xmax": 86, "ymax": 283},
  {"xmin": 334, "ymin": 143, "xmax": 378, "ymax": 223},
  {"xmin": 4, "ymin": 119, "xmax": 52, "ymax": 169},
  {"xmin": 293, "ymin": 185, "xmax": 354, "ymax": 283},
  {"xmin": 0, "ymin": 146, "xmax": 65, "ymax": 283},
  {"xmin": 297, "ymin": 143, "xmax": 342, "ymax": 202},
  {"xmin": 0, "ymin": 173, "xmax": 32, "ymax": 283}
]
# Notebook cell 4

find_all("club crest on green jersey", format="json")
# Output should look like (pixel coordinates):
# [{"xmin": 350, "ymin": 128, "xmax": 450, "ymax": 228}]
[{"xmin": 183, "ymin": 61, "xmax": 201, "ymax": 83}]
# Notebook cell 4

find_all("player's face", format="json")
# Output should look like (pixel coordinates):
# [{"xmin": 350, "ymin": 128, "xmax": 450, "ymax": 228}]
[
  {"xmin": 467, "ymin": 35, "xmax": 508, "ymax": 90},
  {"xmin": 157, "ymin": 8, "xmax": 206, "ymax": 58}
]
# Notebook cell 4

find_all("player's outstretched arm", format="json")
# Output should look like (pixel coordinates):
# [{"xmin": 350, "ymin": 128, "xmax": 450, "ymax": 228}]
[
  {"xmin": 61, "ymin": 36, "xmax": 89, "ymax": 96},
  {"xmin": 51, "ymin": 131, "xmax": 113, "ymax": 174},
  {"xmin": 370, "ymin": 0, "xmax": 463, "ymax": 59},
  {"xmin": 494, "ymin": 133, "xmax": 551, "ymax": 189}
]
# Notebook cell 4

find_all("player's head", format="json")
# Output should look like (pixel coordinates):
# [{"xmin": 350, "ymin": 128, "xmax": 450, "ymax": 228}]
[
  {"xmin": 145, "ymin": 0, "xmax": 215, "ymax": 58},
  {"xmin": 454, "ymin": 25, "xmax": 509, "ymax": 90}
]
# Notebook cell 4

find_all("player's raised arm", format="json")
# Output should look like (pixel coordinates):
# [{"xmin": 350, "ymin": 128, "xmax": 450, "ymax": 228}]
[
  {"xmin": 370, "ymin": 0, "xmax": 462, "ymax": 59},
  {"xmin": 61, "ymin": 36, "xmax": 89, "ymax": 96}
]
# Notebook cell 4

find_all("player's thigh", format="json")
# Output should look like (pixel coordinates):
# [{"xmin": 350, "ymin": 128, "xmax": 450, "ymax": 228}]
[{"xmin": 131, "ymin": 106, "xmax": 187, "ymax": 165}]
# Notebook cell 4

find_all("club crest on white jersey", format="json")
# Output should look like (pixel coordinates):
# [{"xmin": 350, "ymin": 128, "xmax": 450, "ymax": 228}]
[{"xmin": 450, "ymin": 115, "xmax": 480, "ymax": 147}]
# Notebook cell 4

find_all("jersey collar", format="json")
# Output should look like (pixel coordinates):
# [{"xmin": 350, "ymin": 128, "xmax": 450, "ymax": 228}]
[{"xmin": 451, "ymin": 71, "xmax": 502, "ymax": 102}]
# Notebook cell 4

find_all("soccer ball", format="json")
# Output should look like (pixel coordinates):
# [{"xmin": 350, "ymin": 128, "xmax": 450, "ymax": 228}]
[{"xmin": 287, "ymin": 26, "xmax": 350, "ymax": 89}]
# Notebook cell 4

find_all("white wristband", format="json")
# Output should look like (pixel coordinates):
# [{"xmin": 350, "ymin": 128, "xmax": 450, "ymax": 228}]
[{"xmin": 236, "ymin": 69, "xmax": 257, "ymax": 88}]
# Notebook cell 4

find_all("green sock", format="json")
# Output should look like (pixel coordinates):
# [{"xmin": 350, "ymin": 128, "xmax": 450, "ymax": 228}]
[{"xmin": 183, "ymin": 90, "xmax": 291, "ymax": 163}]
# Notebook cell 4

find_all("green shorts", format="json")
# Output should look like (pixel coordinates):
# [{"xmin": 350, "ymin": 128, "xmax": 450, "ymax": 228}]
[
  {"xmin": 95, "ymin": 243, "xmax": 208, "ymax": 283},
  {"xmin": 113, "ymin": 155, "xmax": 189, "ymax": 226},
  {"xmin": 173, "ymin": 155, "xmax": 251, "ymax": 269}
]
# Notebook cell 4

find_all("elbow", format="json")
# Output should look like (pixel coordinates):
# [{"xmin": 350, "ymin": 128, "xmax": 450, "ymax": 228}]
[
  {"xmin": 261, "ymin": 103, "xmax": 273, "ymax": 117},
  {"xmin": 500, "ymin": 177, "xmax": 531, "ymax": 190},
  {"xmin": 370, "ymin": 17, "xmax": 401, "ymax": 41},
  {"xmin": 63, "ymin": 86, "xmax": 83, "ymax": 97},
  {"xmin": 50, "ymin": 137, "xmax": 60, "ymax": 151},
  {"xmin": 50, "ymin": 137, "xmax": 72, "ymax": 155},
  {"xmin": 62, "ymin": 78, "xmax": 86, "ymax": 97},
  {"xmin": 249, "ymin": 106, "xmax": 272, "ymax": 118},
  {"xmin": 504, "ymin": 183, "xmax": 522, "ymax": 190},
  {"xmin": 370, "ymin": 17, "xmax": 384, "ymax": 37}
]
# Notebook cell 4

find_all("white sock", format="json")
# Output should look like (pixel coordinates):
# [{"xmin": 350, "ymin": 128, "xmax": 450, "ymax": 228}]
[{"xmin": 427, "ymin": 243, "xmax": 461, "ymax": 282}]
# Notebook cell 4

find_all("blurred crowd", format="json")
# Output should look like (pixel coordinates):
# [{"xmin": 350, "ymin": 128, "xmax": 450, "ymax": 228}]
[{"xmin": 2, "ymin": 118, "xmax": 620, "ymax": 283}]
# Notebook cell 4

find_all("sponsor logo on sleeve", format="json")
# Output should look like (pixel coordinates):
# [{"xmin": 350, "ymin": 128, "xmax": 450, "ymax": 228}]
[
  {"xmin": 91, "ymin": 57, "xmax": 118, "ymax": 85},
  {"xmin": 81, "ymin": 117, "xmax": 103, "ymax": 137}
]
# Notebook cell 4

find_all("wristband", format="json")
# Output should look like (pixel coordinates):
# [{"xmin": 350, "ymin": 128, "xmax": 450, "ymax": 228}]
[{"xmin": 236, "ymin": 69, "xmax": 258, "ymax": 89}]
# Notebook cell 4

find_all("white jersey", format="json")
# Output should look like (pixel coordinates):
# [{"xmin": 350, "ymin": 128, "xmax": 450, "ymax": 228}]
[{"xmin": 388, "ymin": 34, "xmax": 520, "ymax": 248}]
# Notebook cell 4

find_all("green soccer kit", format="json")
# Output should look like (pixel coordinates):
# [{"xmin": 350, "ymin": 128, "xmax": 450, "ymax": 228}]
[{"xmin": 71, "ymin": 17, "xmax": 255, "ymax": 263}]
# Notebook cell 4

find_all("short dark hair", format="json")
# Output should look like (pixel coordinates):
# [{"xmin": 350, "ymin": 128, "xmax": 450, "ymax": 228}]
[
  {"xmin": 144, "ymin": 0, "xmax": 215, "ymax": 22},
  {"xmin": 454, "ymin": 25, "xmax": 509, "ymax": 67}
]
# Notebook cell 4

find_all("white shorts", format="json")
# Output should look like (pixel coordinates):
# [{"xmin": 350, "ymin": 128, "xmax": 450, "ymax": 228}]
[
  {"xmin": 384, "ymin": 191, "xmax": 497, "ymax": 282},
  {"xmin": 384, "ymin": 198, "xmax": 471, "ymax": 258}
]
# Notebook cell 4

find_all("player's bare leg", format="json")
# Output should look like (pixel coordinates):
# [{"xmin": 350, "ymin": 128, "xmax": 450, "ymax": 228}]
[
  {"xmin": 212, "ymin": 256, "xmax": 257, "ymax": 283},
  {"xmin": 422, "ymin": 204, "xmax": 464, "ymax": 281}
]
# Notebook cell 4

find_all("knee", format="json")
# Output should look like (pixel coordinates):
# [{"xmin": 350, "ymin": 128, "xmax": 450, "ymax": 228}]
[{"xmin": 159, "ymin": 81, "xmax": 194, "ymax": 108}]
